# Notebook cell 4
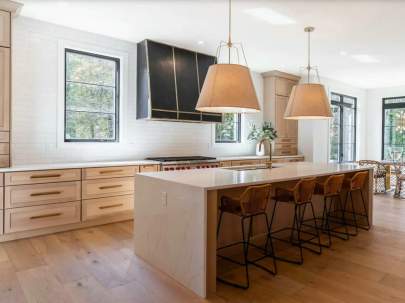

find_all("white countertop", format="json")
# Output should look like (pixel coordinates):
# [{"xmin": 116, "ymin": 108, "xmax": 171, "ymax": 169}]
[
  {"xmin": 0, "ymin": 160, "xmax": 160, "ymax": 172},
  {"xmin": 138, "ymin": 162, "xmax": 371, "ymax": 190},
  {"xmin": 0, "ymin": 154, "xmax": 304, "ymax": 173},
  {"xmin": 217, "ymin": 155, "xmax": 304, "ymax": 161}
]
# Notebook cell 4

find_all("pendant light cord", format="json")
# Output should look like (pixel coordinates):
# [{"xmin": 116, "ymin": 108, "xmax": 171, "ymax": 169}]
[
  {"xmin": 307, "ymin": 29, "xmax": 311, "ymax": 83},
  {"xmin": 228, "ymin": 0, "xmax": 232, "ymax": 64}
]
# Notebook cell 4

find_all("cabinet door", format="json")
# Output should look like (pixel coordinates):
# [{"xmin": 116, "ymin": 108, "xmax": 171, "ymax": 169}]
[
  {"xmin": 287, "ymin": 119, "xmax": 298, "ymax": 138},
  {"xmin": 174, "ymin": 48, "xmax": 199, "ymax": 114},
  {"xmin": 147, "ymin": 41, "xmax": 177, "ymax": 111},
  {"xmin": 0, "ymin": 11, "xmax": 10, "ymax": 47},
  {"xmin": 0, "ymin": 47, "xmax": 9, "ymax": 131},
  {"xmin": 196, "ymin": 53, "xmax": 215, "ymax": 91},
  {"xmin": 275, "ymin": 95, "xmax": 288, "ymax": 138}
]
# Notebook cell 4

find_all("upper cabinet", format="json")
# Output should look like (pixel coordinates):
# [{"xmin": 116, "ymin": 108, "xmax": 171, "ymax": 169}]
[
  {"xmin": 0, "ymin": 11, "xmax": 10, "ymax": 47},
  {"xmin": 262, "ymin": 71, "xmax": 300, "ymax": 156},
  {"xmin": 136, "ymin": 39, "xmax": 222, "ymax": 123},
  {"xmin": 0, "ymin": 47, "xmax": 10, "ymax": 132}
]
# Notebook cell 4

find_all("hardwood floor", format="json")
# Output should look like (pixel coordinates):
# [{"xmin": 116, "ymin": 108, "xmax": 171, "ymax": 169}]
[{"xmin": 1, "ymin": 194, "xmax": 405, "ymax": 302}]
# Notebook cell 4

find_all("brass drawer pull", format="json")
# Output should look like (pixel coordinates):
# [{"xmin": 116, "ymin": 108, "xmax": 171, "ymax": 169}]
[
  {"xmin": 30, "ymin": 190, "xmax": 62, "ymax": 197},
  {"xmin": 99, "ymin": 184, "xmax": 123, "ymax": 190},
  {"xmin": 30, "ymin": 174, "xmax": 61, "ymax": 179},
  {"xmin": 30, "ymin": 212, "xmax": 62, "ymax": 220},
  {"xmin": 99, "ymin": 203, "xmax": 124, "ymax": 210},
  {"xmin": 99, "ymin": 169, "xmax": 123, "ymax": 174}
]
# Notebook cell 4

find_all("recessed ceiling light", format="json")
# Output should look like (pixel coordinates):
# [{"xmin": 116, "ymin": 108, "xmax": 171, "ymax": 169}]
[
  {"xmin": 351, "ymin": 54, "xmax": 379, "ymax": 63},
  {"xmin": 244, "ymin": 8, "xmax": 296, "ymax": 25},
  {"xmin": 57, "ymin": 1, "xmax": 69, "ymax": 8},
  {"xmin": 340, "ymin": 51, "xmax": 348, "ymax": 56},
  {"xmin": 197, "ymin": 40, "xmax": 204, "ymax": 45}
]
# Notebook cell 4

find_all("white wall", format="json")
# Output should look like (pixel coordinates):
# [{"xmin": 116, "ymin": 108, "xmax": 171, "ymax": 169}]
[
  {"xmin": 365, "ymin": 86, "xmax": 405, "ymax": 160},
  {"xmin": 298, "ymin": 77, "xmax": 367, "ymax": 163},
  {"xmin": 12, "ymin": 17, "xmax": 263, "ymax": 165}
]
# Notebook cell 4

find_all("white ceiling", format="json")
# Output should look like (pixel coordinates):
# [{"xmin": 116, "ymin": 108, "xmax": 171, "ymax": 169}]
[{"xmin": 18, "ymin": 0, "xmax": 405, "ymax": 89}]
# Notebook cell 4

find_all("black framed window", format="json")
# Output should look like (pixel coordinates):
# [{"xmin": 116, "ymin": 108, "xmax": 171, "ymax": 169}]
[
  {"xmin": 64, "ymin": 49, "xmax": 120, "ymax": 142},
  {"xmin": 382, "ymin": 97, "xmax": 405, "ymax": 159},
  {"xmin": 329, "ymin": 93, "xmax": 357, "ymax": 163},
  {"xmin": 215, "ymin": 113, "xmax": 241, "ymax": 143}
]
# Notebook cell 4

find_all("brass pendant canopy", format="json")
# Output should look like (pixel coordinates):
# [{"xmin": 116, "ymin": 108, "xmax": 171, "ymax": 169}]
[
  {"xmin": 195, "ymin": 0, "xmax": 261, "ymax": 114},
  {"xmin": 284, "ymin": 26, "xmax": 332, "ymax": 120}
]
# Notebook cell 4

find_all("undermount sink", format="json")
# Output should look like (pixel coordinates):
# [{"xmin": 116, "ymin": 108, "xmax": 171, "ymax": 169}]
[{"xmin": 224, "ymin": 164, "xmax": 283, "ymax": 171}]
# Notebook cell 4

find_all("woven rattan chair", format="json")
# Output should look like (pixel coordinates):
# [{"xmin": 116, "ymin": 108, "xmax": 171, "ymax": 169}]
[{"xmin": 358, "ymin": 160, "xmax": 387, "ymax": 193}]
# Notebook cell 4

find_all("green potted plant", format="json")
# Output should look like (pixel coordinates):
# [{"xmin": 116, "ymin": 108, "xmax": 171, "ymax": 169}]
[{"xmin": 247, "ymin": 122, "xmax": 278, "ymax": 156}]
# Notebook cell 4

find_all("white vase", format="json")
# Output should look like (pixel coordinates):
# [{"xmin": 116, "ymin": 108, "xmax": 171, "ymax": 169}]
[
  {"xmin": 255, "ymin": 141, "xmax": 275, "ymax": 156},
  {"xmin": 256, "ymin": 142, "xmax": 265, "ymax": 156}
]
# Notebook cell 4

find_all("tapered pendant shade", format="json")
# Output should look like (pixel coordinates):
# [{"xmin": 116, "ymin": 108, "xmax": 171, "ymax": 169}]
[
  {"xmin": 284, "ymin": 83, "xmax": 332, "ymax": 119},
  {"xmin": 196, "ymin": 64, "xmax": 261, "ymax": 113}
]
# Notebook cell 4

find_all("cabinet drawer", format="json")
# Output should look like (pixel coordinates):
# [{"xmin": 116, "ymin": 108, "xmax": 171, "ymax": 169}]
[
  {"xmin": 83, "ymin": 166, "xmax": 139, "ymax": 180},
  {"xmin": 0, "ymin": 11, "xmax": 10, "ymax": 47},
  {"xmin": 5, "ymin": 169, "xmax": 81, "ymax": 185},
  {"xmin": 4, "ymin": 201, "xmax": 81, "ymax": 234},
  {"xmin": 276, "ymin": 138, "xmax": 296, "ymax": 144},
  {"xmin": 275, "ymin": 78, "xmax": 296, "ymax": 97},
  {"xmin": 139, "ymin": 164, "xmax": 160, "ymax": 172},
  {"xmin": 231, "ymin": 160, "xmax": 261, "ymax": 166},
  {"xmin": 0, "ymin": 142, "xmax": 9, "ymax": 154},
  {"xmin": 5, "ymin": 181, "xmax": 81, "ymax": 209},
  {"xmin": 82, "ymin": 177, "xmax": 134, "ymax": 199},
  {"xmin": 0, "ymin": 131, "xmax": 9, "ymax": 142},
  {"xmin": 82, "ymin": 195, "xmax": 134, "ymax": 221},
  {"xmin": 219, "ymin": 161, "xmax": 232, "ymax": 167},
  {"xmin": 0, "ymin": 155, "xmax": 9, "ymax": 168}
]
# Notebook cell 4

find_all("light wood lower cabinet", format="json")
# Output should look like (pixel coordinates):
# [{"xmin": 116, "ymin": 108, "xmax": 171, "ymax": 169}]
[
  {"xmin": 83, "ymin": 166, "xmax": 139, "ymax": 180},
  {"xmin": 82, "ymin": 177, "xmax": 134, "ymax": 199},
  {"xmin": 139, "ymin": 164, "xmax": 160, "ymax": 172},
  {"xmin": 82, "ymin": 195, "xmax": 134, "ymax": 221},
  {"xmin": 4, "ymin": 201, "xmax": 81, "ymax": 233},
  {"xmin": 231, "ymin": 159, "xmax": 262, "ymax": 166},
  {"xmin": 5, "ymin": 169, "xmax": 81, "ymax": 185},
  {"xmin": 5, "ymin": 181, "xmax": 81, "ymax": 208}
]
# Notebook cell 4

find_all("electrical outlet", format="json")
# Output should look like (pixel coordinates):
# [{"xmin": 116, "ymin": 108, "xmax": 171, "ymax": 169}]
[{"xmin": 161, "ymin": 192, "xmax": 168, "ymax": 208}]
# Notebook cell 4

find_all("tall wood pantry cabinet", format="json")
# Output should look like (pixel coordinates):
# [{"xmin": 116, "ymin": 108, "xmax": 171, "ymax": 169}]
[
  {"xmin": 262, "ymin": 70, "xmax": 301, "ymax": 156},
  {"xmin": 0, "ymin": 1, "xmax": 21, "ymax": 167}
]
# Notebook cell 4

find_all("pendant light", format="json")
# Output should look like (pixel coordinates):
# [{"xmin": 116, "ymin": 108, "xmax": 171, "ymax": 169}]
[
  {"xmin": 284, "ymin": 27, "xmax": 332, "ymax": 120},
  {"xmin": 195, "ymin": 0, "xmax": 260, "ymax": 113}
]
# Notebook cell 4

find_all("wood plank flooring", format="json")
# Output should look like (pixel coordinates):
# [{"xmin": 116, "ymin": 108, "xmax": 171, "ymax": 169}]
[{"xmin": 1, "ymin": 194, "xmax": 405, "ymax": 302}]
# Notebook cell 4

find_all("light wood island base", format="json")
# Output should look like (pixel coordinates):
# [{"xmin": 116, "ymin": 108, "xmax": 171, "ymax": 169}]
[{"xmin": 134, "ymin": 162, "xmax": 373, "ymax": 298}]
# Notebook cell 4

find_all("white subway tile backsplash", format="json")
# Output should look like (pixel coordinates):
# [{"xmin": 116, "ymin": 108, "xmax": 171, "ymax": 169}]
[{"xmin": 11, "ymin": 17, "xmax": 263, "ymax": 165}]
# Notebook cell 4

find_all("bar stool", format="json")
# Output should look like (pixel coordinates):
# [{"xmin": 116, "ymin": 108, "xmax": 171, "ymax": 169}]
[
  {"xmin": 217, "ymin": 184, "xmax": 277, "ymax": 289},
  {"xmin": 269, "ymin": 178, "xmax": 321, "ymax": 265},
  {"xmin": 314, "ymin": 174, "xmax": 349, "ymax": 247},
  {"xmin": 342, "ymin": 171, "xmax": 370, "ymax": 235}
]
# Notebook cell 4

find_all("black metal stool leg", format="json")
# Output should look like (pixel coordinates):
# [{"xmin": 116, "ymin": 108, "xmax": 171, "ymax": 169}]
[
  {"xmin": 359, "ymin": 189, "xmax": 370, "ymax": 230},
  {"xmin": 217, "ymin": 210, "xmax": 223, "ymax": 239},
  {"xmin": 309, "ymin": 202, "xmax": 322, "ymax": 254},
  {"xmin": 349, "ymin": 191, "xmax": 359, "ymax": 235}
]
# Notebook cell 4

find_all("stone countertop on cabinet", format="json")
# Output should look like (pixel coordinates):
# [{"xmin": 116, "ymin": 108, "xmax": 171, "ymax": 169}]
[{"xmin": 0, "ymin": 160, "xmax": 161, "ymax": 173}]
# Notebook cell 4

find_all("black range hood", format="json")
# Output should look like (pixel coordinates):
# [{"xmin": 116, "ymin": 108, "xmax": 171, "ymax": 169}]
[{"xmin": 136, "ymin": 39, "xmax": 222, "ymax": 123}]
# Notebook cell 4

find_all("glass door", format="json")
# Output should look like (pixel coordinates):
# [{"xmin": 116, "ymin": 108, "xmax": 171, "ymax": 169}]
[{"xmin": 329, "ymin": 93, "xmax": 357, "ymax": 163}]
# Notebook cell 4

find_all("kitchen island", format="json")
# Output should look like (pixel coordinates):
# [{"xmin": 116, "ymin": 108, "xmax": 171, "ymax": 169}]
[{"xmin": 134, "ymin": 162, "xmax": 373, "ymax": 298}]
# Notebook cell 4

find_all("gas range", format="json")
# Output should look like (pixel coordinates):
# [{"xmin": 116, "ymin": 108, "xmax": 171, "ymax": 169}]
[{"xmin": 146, "ymin": 156, "xmax": 219, "ymax": 171}]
